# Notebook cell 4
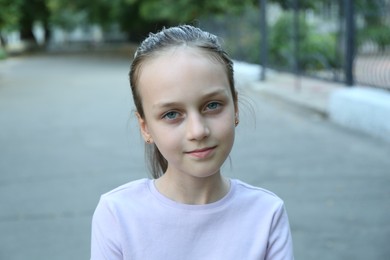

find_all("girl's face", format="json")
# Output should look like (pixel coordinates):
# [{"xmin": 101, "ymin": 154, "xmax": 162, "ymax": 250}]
[{"xmin": 136, "ymin": 47, "xmax": 237, "ymax": 180}]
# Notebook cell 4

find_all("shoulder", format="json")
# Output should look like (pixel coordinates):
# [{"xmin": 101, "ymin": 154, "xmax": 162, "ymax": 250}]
[
  {"xmin": 102, "ymin": 178, "xmax": 150, "ymax": 197},
  {"xmin": 98, "ymin": 178, "xmax": 151, "ymax": 208},
  {"xmin": 232, "ymin": 179, "xmax": 285, "ymax": 209},
  {"xmin": 92, "ymin": 178, "xmax": 156, "ymax": 232}
]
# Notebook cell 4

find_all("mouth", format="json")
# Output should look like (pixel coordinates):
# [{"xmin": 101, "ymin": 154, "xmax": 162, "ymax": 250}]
[{"xmin": 185, "ymin": 146, "xmax": 217, "ymax": 159}]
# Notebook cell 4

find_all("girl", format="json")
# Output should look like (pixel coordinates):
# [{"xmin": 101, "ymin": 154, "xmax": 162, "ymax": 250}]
[{"xmin": 91, "ymin": 25, "xmax": 294, "ymax": 260}]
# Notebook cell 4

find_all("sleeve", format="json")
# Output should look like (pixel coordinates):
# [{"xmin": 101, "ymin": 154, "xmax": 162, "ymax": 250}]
[
  {"xmin": 90, "ymin": 197, "xmax": 123, "ymax": 260},
  {"xmin": 265, "ymin": 202, "xmax": 294, "ymax": 260}
]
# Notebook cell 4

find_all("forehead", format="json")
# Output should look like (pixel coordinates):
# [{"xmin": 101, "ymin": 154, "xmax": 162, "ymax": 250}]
[
  {"xmin": 137, "ymin": 47, "xmax": 230, "ymax": 103},
  {"xmin": 143, "ymin": 46, "xmax": 225, "ymax": 74}
]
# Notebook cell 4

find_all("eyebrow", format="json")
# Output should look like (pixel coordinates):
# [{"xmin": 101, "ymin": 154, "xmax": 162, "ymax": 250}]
[{"xmin": 152, "ymin": 88, "xmax": 229, "ymax": 110}]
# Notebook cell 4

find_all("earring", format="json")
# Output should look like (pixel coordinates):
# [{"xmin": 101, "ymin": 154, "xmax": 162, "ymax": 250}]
[
  {"xmin": 235, "ymin": 118, "xmax": 239, "ymax": 126},
  {"xmin": 146, "ymin": 138, "xmax": 151, "ymax": 144}
]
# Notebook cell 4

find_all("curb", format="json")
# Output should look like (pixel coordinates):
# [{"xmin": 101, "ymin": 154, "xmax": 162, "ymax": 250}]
[{"xmin": 329, "ymin": 86, "xmax": 390, "ymax": 143}]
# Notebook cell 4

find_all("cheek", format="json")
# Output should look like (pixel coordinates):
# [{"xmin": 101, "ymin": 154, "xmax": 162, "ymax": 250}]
[
  {"xmin": 212, "ymin": 114, "xmax": 235, "ymax": 139},
  {"xmin": 150, "ymin": 126, "xmax": 182, "ymax": 155}
]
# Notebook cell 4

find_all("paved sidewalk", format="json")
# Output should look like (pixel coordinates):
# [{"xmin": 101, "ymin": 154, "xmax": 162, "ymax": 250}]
[
  {"xmin": 234, "ymin": 60, "xmax": 341, "ymax": 116},
  {"xmin": 234, "ymin": 61, "xmax": 390, "ymax": 143},
  {"xmin": 251, "ymin": 73, "xmax": 340, "ymax": 116}
]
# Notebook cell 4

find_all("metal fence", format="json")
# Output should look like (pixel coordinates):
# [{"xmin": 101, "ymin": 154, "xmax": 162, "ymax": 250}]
[
  {"xmin": 260, "ymin": 0, "xmax": 390, "ymax": 90},
  {"xmin": 202, "ymin": 0, "xmax": 390, "ymax": 90},
  {"xmin": 260, "ymin": 0, "xmax": 349, "ymax": 84},
  {"xmin": 354, "ymin": 0, "xmax": 390, "ymax": 89}
]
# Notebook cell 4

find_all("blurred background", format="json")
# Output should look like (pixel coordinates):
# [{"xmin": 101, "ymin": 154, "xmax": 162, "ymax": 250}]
[
  {"xmin": 1, "ymin": 0, "xmax": 390, "ymax": 259},
  {"xmin": 1, "ymin": 0, "xmax": 390, "ymax": 89}
]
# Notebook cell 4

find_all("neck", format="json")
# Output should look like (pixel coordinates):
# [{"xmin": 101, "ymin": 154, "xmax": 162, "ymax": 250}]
[{"xmin": 154, "ymin": 171, "xmax": 230, "ymax": 205}]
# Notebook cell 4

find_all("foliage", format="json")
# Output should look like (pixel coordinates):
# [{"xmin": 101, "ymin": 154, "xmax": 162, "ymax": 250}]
[
  {"xmin": 300, "ymin": 32, "xmax": 338, "ymax": 70},
  {"xmin": 355, "ymin": 0, "xmax": 390, "ymax": 51},
  {"xmin": 268, "ymin": 0, "xmax": 318, "ymax": 10},
  {"xmin": 0, "ymin": 0, "xmax": 22, "ymax": 31},
  {"xmin": 139, "ymin": 0, "xmax": 253, "ymax": 24},
  {"xmin": 269, "ymin": 12, "xmax": 338, "ymax": 71},
  {"xmin": 358, "ymin": 26, "xmax": 390, "ymax": 51},
  {"xmin": 46, "ymin": 0, "xmax": 86, "ymax": 31},
  {"xmin": 19, "ymin": 0, "xmax": 51, "ymax": 42},
  {"xmin": 355, "ymin": 0, "xmax": 385, "ymax": 25},
  {"xmin": 269, "ymin": 12, "xmax": 308, "ymax": 68},
  {"xmin": 0, "ymin": 0, "xmax": 387, "ymax": 59},
  {"xmin": 47, "ymin": 0, "xmax": 255, "ymax": 41}
]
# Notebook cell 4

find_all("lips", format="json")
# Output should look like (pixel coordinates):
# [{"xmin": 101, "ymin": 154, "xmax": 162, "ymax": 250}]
[{"xmin": 185, "ymin": 146, "xmax": 216, "ymax": 159}]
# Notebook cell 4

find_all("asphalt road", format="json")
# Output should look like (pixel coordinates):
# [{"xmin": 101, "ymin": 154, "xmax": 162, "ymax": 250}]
[{"xmin": 1, "ymin": 53, "xmax": 389, "ymax": 260}]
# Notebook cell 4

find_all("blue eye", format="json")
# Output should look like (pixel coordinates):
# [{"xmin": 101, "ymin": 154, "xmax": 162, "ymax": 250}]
[
  {"xmin": 206, "ymin": 102, "xmax": 220, "ymax": 110},
  {"xmin": 163, "ymin": 111, "xmax": 178, "ymax": 120}
]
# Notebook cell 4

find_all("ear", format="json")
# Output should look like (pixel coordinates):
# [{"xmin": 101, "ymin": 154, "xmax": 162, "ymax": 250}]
[{"xmin": 135, "ymin": 112, "xmax": 153, "ymax": 143}]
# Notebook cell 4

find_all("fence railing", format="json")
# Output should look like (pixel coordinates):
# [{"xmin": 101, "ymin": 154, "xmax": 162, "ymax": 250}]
[
  {"xmin": 354, "ymin": 0, "xmax": 390, "ymax": 90},
  {"xmin": 202, "ymin": 0, "xmax": 390, "ymax": 90},
  {"xmin": 262, "ymin": 0, "xmax": 390, "ymax": 90}
]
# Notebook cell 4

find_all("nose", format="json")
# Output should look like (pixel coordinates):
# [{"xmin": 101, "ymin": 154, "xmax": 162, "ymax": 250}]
[{"xmin": 186, "ymin": 113, "xmax": 210, "ymax": 141}]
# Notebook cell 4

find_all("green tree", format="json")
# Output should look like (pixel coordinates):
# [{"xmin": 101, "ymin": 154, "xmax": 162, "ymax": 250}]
[
  {"xmin": 18, "ymin": 0, "xmax": 51, "ymax": 46},
  {"xmin": 2, "ymin": 0, "xmax": 255, "ymax": 48},
  {"xmin": 72, "ymin": 0, "xmax": 255, "ymax": 41},
  {"xmin": 0, "ymin": 0, "xmax": 21, "ymax": 29},
  {"xmin": 139, "ymin": 0, "xmax": 253, "ymax": 23},
  {"xmin": 0, "ymin": 0, "xmax": 22, "ymax": 45},
  {"xmin": 267, "ymin": 0, "xmax": 318, "ymax": 10}
]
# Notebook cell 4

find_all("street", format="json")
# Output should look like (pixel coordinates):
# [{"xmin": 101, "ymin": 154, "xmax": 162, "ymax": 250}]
[{"xmin": 1, "ymin": 53, "xmax": 389, "ymax": 260}]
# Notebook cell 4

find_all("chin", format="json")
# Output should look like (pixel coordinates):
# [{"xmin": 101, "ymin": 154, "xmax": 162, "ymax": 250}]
[{"xmin": 187, "ymin": 166, "xmax": 222, "ymax": 179}]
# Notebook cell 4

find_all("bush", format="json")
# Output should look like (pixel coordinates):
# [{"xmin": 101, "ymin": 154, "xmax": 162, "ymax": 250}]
[
  {"xmin": 269, "ymin": 12, "xmax": 338, "ymax": 71},
  {"xmin": 358, "ymin": 25, "xmax": 390, "ymax": 52},
  {"xmin": 300, "ymin": 32, "xmax": 338, "ymax": 71}
]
